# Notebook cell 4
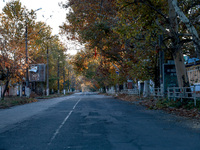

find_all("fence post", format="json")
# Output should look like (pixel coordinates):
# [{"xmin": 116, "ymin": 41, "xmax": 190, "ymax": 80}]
[
  {"xmin": 20, "ymin": 84, "xmax": 22, "ymax": 97},
  {"xmin": 0, "ymin": 84, "xmax": 1, "ymax": 99},
  {"xmin": 180, "ymin": 88, "xmax": 183, "ymax": 102},
  {"xmin": 161, "ymin": 87, "xmax": 164, "ymax": 97},
  {"xmin": 193, "ymin": 86, "xmax": 196, "ymax": 106},
  {"xmin": 173, "ymin": 87, "xmax": 176, "ymax": 101},
  {"xmin": 167, "ymin": 87, "xmax": 169, "ymax": 99},
  {"xmin": 152, "ymin": 88, "xmax": 155, "ymax": 97}
]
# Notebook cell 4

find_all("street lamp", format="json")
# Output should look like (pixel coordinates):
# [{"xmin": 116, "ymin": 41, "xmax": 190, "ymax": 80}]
[{"xmin": 25, "ymin": 8, "xmax": 42, "ymax": 97}]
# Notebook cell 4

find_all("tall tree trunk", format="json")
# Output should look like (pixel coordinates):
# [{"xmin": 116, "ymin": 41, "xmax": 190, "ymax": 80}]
[
  {"xmin": 168, "ymin": 0, "xmax": 189, "ymax": 88},
  {"xmin": 1, "ymin": 68, "xmax": 10, "ymax": 100},
  {"xmin": 2, "ymin": 80, "xmax": 9, "ymax": 100},
  {"xmin": 173, "ymin": 50, "xmax": 190, "ymax": 87}
]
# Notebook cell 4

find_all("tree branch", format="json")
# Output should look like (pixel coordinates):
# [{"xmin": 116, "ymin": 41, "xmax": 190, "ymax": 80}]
[
  {"xmin": 185, "ymin": 0, "xmax": 200, "ymax": 13},
  {"xmin": 171, "ymin": 0, "xmax": 200, "ymax": 58},
  {"xmin": 155, "ymin": 18, "xmax": 170, "ymax": 35}
]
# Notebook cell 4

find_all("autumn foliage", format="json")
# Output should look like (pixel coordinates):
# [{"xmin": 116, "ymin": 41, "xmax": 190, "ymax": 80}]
[
  {"xmin": 60, "ymin": 0, "xmax": 200, "ymax": 91},
  {"xmin": 0, "ymin": 0, "xmax": 67, "ymax": 99}
]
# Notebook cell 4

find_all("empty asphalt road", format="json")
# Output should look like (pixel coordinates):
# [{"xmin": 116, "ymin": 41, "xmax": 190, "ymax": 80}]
[{"xmin": 0, "ymin": 92, "xmax": 200, "ymax": 150}]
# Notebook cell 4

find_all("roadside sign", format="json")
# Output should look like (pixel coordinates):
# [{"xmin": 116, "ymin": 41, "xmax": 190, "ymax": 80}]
[
  {"xmin": 163, "ymin": 63, "xmax": 178, "ymax": 94},
  {"xmin": 29, "ymin": 64, "xmax": 46, "ymax": 82}
]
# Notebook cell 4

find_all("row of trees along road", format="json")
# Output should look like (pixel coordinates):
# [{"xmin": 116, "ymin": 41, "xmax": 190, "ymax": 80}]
[
  {"xmin": 0, "ymin": 0, "xmax": 67, "ymax": 99},
  {"xmin": 60, "ymin": 0, "xmax": 200, "ymax": 91}
]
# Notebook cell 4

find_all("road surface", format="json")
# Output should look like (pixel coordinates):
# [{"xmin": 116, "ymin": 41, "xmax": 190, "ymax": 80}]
[{"xmin": 0, "ymin": 92, "xmax": 200, "ymax": 150}]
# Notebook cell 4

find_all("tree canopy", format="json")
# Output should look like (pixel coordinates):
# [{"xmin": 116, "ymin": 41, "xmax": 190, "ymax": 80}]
[
  {"xmin": 60, "ymin": 0, "xmax": 200, "ymax": 90},
  {"xmin": 0, "ymin": 0, "xmax": 67, "ymax": 99}
]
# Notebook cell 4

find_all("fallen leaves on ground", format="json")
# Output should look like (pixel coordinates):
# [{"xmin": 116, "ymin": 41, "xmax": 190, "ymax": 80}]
[
  {"xmin": 117, "ymin": 94, "xmax": 200, "ymax": 119},
  {"xmin": 0, "ymin": 97, "xmax": 38, "ymax": 109},
  {"xmin": 116, "ymin": 94, "xmax": 140, "ymax": 102}
]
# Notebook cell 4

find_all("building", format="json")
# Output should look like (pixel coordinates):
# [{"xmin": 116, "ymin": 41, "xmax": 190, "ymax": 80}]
[
  {"xmin": 186, "ymin": 60, "xmax": 200, "ymax": 85},
  {"xmin": 185, "ymin": 58, "xmax": 200, "ymax": 92}
]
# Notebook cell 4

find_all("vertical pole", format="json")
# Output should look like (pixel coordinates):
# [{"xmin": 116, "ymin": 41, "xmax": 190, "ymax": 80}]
[
  {"xmin": 46, "ymin": 45, "xmax": 49, "ymax": 96},
  {"xmin": 20, "ymin": 84, "xmax": 22, "ymax": 97},
  {"xmin": 25, "ymin": 25, "xmax": 29, "ymax": 97},
  {"xmin": 63, "ymin": 66, "xmax": 66, "ymax": 95},
  {"xmin": 173, "ymin": 87, "xmax": 176, "ymax": 101},
  {"xmin": 57, "ymin": 57, "xmax": 60, "ymax": 94},
  {"xmin": 194, "ymin": 86, "xmax": 196, "ymax": 106},
  {"xmin": 25, "ymin": 23, "xmax": 31, "ymax": 98},
  {"xmin": 0, "ymin": 83, "xmax": 1, "ymax": 99},
  {"xmin": 167, "ymin": 87, "xmax": 169, "ymax": 100},
  {"xmin": 159, "ymin": 35, "xmax": 164, "ymax": 89},
  {"xmin": 180, "ymin": 88, "xmax": 183, "ymax": 103},
  {"xmin": 68, "ymin": 69, "xmax": 70, "ymax": 92}
]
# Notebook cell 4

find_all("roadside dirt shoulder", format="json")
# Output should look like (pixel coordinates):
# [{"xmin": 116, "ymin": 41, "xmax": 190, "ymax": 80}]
[{"xmin": 117, "ymin": 94, "xmax": 200, "ymax": 118}]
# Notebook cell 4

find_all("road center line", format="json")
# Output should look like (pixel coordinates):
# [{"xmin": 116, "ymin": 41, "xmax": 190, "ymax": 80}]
[
  {"xmin": 73, "ymin": 98, "xmax": 81, "ymax": 110},
  {"xmin": 48, "ymin": 98, "xmax": 81, "ymax": 145}
]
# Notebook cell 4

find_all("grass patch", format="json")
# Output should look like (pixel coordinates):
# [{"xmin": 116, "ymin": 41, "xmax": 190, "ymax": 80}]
[
  {"xmin": 0, "ymin": 93, "xmax": 73, "ymax": 109},
  {"xmin": 0, "ymin": 97, "xmax": 38, "ymax": 109},
  {"xmin": 155, "ymin": 98, "xmax": 200, "ymax": 110}
]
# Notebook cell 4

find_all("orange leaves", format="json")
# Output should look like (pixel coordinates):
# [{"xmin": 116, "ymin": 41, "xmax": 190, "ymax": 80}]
[{"xmin": 4, "ymin": 62, "xmax": 10, "ymax": 68}]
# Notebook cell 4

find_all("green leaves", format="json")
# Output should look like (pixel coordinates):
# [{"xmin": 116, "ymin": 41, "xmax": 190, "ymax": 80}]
[
  {"xmin": 0, "ymin": 0, "xmax": 67, "ymax": 93},
  {"xmin": 61, "ymin": 0, "xmax": 200, "ymax": 89}
]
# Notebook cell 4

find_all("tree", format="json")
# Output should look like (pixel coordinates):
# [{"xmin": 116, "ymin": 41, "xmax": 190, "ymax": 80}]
[
  {"xmin": 61, "ymin": 0, "xmax": 200, "ymax": 92},
  {"xmin": 0, "ymin": 0, "xmax": 68, "ymax": 98},
  {"xmin": 0, "ymin": 0, "xmax": 37, "ymax": 99},
  {"xmin": 61, "ymin": 0, "xmax": 159, "ymax": 88},
  {"xmin": 116, "ymin": 0, "xmax": 200, "ymax": 88}
]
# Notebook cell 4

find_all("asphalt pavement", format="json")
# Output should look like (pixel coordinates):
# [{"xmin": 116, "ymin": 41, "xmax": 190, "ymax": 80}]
[{"xmin": 0, "ymin": 92, "xmax": 200, "ymax": 150}]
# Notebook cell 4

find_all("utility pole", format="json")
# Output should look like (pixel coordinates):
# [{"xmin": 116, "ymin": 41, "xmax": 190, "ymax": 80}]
[
  {"xmin": 46, "ymin": 44, "xmax": 49, "ymax": 96},
  {"xmin": 63, "ymin": 65, "xmax": 66, "ymax": 95},
  {"xmin": 25, "ymin": 8, "xmax": 42, "ymax": 97},
  {"xmin": 25, "ymin": 25, "xmax": 28, "ymax": 86},
  {"xmin": 68, "ymin": 69, "xmax": 70, "ymax": 92},
  {"xmin": 159, "ymin": 35, "xmax": 164, "ymax": 88},
  {"xmin": 25, "ymin": 23, "xmax": 30, "ymax": 97},
  {"xmin": 57, "ymin": 56, "xmax": 60, "ymax": 94}
]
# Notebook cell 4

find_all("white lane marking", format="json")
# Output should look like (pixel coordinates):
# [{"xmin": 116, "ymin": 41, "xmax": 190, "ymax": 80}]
[
  {"xmin": 73, "ymin": 99, "xmax": 81, "ymax": 110},
  {"xmin": 48, "ymin": 98, "xmax": 81, "ymax": 145}
]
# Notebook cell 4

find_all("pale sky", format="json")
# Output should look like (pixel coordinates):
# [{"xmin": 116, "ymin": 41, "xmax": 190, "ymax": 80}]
[{"xmin": 0, "ymin": 0, "xmax": 82, "ymax": 55}]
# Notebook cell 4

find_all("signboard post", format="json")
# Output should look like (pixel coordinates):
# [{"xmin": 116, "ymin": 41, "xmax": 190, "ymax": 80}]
[
  {"xmin": 163, "ymin": 61, "xmax": 178, "ymax": 95},
  {"xmin": 29, "ymin": 64, "xmax": 46, "ymax": 82}
]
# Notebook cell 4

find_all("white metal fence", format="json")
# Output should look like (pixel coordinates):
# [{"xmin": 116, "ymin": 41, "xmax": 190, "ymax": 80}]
[
  {"xmin": 105, "ymin": 85, "xmax": 199, "ymax": 106},
  {"xmin": 120, "ymin": 89, "xmax": 139, "ymax": 95},
  {"xmin": 106, "ymin": 88, "xmax": 139, "ymax": 95},
  {"xmin": 151, "ymin": 88, "xmax": 164, "ymax": 97},
  {"xmin": 167, "ymin": 87, "xmax": 197, "ymax": 106}
]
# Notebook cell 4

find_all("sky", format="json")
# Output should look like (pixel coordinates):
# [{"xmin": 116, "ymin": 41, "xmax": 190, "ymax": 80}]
[{"xmin": 0, "ymin": 0, "xmax": 81, "ymax": 55}]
